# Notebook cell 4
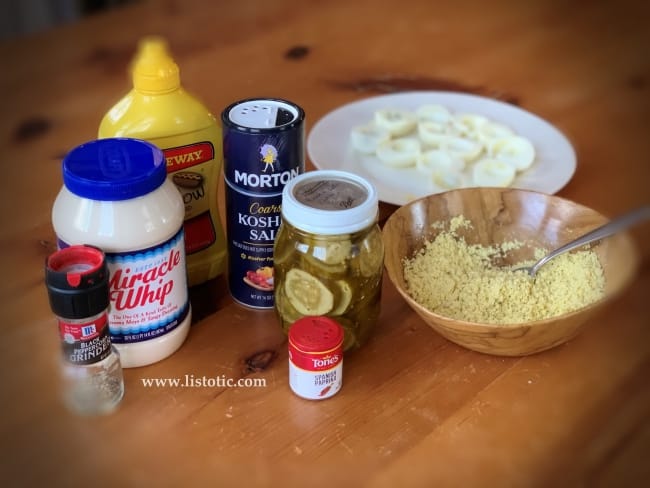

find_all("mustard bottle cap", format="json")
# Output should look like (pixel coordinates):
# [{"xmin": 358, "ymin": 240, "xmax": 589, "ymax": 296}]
[{"xmin": 132, "ymin": 37, "xmax": 180, "ymax": 94}]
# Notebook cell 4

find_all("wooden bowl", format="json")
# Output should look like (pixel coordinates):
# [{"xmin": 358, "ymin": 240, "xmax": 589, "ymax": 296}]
[{"xmin": 382, "ymin": 188, "xmax": 640, "ymax": 356}]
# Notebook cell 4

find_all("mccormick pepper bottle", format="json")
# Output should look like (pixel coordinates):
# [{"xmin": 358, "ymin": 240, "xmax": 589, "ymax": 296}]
[{"xmin": 45, "ymin": 245, "xmax": 124, "ymax": 415}]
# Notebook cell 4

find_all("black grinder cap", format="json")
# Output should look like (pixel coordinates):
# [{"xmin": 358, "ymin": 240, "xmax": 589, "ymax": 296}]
[{"xmin": 45, "ymin": 245, "xmax": 110, "ymax": 319}]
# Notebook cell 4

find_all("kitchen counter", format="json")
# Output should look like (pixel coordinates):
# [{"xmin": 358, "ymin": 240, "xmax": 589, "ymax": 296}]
[{"xmin": 1, "ymin": 0, "xmax": 648, "ymax": 486}]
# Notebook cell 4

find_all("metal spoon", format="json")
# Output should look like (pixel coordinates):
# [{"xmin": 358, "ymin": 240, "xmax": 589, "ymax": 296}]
[{"xmin": 515, "ymin": 205, "xmax": 650, "ymax": 277}]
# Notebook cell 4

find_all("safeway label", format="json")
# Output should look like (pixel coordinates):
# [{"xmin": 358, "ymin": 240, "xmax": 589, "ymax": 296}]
[{"xmin": 164, "ymin": 142, "xmax": 214, "ymax": 172}]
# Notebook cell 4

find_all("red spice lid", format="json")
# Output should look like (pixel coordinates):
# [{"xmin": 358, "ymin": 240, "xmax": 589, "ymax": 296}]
[
  {"xmin": 288, "ymin": 316, "xmax": 344, "ymax": 353},
  {"xmin": 45, "ymin": 244, "xmax": 109, "ymax": 319}
]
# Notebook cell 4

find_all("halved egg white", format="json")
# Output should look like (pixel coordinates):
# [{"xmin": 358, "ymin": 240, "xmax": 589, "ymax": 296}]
[
  {"xmin": 477, "ymin": 121, "xmax": 515, "ymax": 143},
  {"xmin": 472, "ymin": 158, "xmax": 516, "ymax": 187},
  {"xmin": 432, "ymin": 169, "xmax": 467, "ymax": 190},
  {"xmin": 440, "ymin": 136, "xmax": 484, "ymax": 162},
  {"xmin": 488, "ymin": 135, "xmax": 536, "ymax": 171},
  {"xmin": 415, "ymin": 104, "xmax": 452, "ymax": 125},
  {"xmin": 451, "ymin": 113, "xmax": 488, "ymax": 138},
  {"xmin": 416, "ymin": 149, "xmax": 465, "ymax": 174},
  {"xmin": 376, "ymin": 137, "xmax": 421, "ymax": 167},
  {"xmin": 374, "ymin": 108, "xmax": 417, "ymax": 137},
  {"xmin": 417, "ymin": 121, "xmax": 451, "ymax": 148},
  {"xmin": 350, "ymin": 124, "xmax": 391, "ymax": 154},
  {"xmin": 416, "ymin": 150, "xmax": 467, "ymax": 190}
]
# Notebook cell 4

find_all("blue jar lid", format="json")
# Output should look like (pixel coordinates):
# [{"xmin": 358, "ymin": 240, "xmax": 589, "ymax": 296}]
[{"xmin": 62, "ymin": 138, "xmax": 167, "ymax": 201}]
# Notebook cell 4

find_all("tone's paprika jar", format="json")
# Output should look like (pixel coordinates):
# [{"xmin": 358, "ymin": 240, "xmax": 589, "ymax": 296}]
[
  {"xmin": 288, "ymin": 316, "xmax": 344, "ymax": 400},
  {"xmin": 274, "ymin": 170, "xmax": 384, "ymax": 350}
]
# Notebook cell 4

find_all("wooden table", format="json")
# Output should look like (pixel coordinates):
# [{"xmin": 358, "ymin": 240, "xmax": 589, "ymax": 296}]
[{"xmin": 1, "ymin": 0, "xmax": 649, "ymax": 485}]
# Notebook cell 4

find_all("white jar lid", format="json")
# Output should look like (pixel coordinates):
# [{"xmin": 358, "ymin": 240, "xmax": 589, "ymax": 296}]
[{"xmin": 281, "ymin": 170, "xmax": 378, "ymax": 235}]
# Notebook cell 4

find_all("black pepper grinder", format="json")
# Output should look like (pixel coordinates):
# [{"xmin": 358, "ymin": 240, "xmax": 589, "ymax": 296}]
[{"xmin": 45, "ymin": 244, "xmax": 124, "ymax": 415}]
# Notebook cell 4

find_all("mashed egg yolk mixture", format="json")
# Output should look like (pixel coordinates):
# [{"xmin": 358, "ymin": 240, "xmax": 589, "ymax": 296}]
[{"xmin": 403, "ymin": 216, "xmax": 605, "ymax": 324}]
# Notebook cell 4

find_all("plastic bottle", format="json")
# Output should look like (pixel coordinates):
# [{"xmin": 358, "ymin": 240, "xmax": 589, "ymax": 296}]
[
  {"xmin": 52, "ymin": 138, "xmax": 191, "ymax": 368},
  {"xmin": 98, "ymin": 36, "xmax": 227, "ymax": 287}
]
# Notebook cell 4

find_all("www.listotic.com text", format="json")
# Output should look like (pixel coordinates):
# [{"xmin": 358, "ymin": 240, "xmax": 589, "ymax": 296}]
[{"xmin": 140, "ymin": 374, "xmax": 266, "ymax": 388}]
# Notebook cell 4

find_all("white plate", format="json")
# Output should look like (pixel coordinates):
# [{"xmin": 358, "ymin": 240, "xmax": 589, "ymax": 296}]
[{"xmin": 307, "ymin": 91, "xmax": 576, "ymax": 206}]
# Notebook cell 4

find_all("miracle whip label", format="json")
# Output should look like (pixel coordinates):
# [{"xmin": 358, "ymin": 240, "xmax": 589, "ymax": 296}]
[
  {"xmin": 59, "ymin": 313, "xmax": 112, "ymax": 365},
  {"xmin": 106, "ymin": 229, "xmax": 190, "ymax": 344}
]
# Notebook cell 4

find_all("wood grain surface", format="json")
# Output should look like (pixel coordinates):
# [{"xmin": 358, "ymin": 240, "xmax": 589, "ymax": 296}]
[{"xmin": 1, "ymin": 0, "xmax": 649, "ymax": 486}]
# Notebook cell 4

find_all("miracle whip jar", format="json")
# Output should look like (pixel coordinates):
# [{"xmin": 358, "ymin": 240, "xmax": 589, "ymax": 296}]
[
  {"xmin": 52, "ymin": 138, "xmax": 191, "ymax": 368},
  {"xmin": 288, "ymin": 316, "xmax": 343, "ymax": 400}
]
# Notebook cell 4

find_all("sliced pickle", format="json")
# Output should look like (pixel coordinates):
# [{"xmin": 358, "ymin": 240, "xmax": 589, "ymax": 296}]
[
  {"xmin": 335, "ymin": 316, "xmax": 360, "ymax": 351},
  {"xmin": 275, "ymin": 284, "xmax": 302, "ymax": 332},
  {"xmin": 331, "ymin": 280, "xmax": 353, "ymax": 315},
  {"xmin": 301, "ymin": 253, "xmax": 348, "ymax": 277},
  {"xmin": 354, "ymin": 292, "xmax": 382, "ymax": 345},
  {"xmin": 310, "ymin": 239, "xmax": 352, "ymax": 265},
  {"xmin": 284, "ymin": 268, "xmax": 334, "ymax": 315},
  {"xmin": 274, "ymin": 223, "xmax": 382, "ymax": 349},
  {"xmin": 358, "ymin": 230, "xmax": 384, "ymax": 277},
  {"xmin": 273, "ymin": 226, "xmax": 293, "ymax": 266}
]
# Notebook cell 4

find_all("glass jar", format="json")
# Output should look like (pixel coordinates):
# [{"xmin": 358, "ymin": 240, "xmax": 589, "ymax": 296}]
[
  {"xmin": 274, "ymin": 170, "xmax": 384, "ymax": 350},
  {"xmin": 45, "ymin": 245, "xmax": 125, "ymax": 415}
]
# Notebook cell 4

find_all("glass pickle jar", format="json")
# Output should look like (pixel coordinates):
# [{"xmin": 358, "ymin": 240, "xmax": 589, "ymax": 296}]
[{"xmin": 274, "ymin": 170, "xmax": 383, "ymax": 350}]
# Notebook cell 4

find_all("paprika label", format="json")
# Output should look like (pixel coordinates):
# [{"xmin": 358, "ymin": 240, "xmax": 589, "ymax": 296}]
[
  {"xmin": 288, "ymin": 346, "xmax": 343, "ymax": 400},
  {"xmin": 288, "ymin": 316, "xmax": 344, "ymax": 400}
]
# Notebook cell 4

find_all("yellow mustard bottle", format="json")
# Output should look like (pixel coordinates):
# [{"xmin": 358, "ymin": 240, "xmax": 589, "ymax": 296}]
[{"xmin": 98, "ymin": 37, "xmax": 227, "ymax": 286}]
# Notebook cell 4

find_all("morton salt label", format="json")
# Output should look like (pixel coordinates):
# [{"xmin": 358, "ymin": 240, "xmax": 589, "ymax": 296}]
[
  {"xmin": 222, "ymin": 98, "xmax": 305, "ymax": 309},
  {"xmin": 105, "ymin": 229, "xmax": 190, "ymax": 344}
]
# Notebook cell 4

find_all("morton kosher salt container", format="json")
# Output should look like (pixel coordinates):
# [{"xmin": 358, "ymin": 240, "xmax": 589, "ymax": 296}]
[{"xmin": 221, "ymin": 98, "xmax": 305, "ymax": 309}]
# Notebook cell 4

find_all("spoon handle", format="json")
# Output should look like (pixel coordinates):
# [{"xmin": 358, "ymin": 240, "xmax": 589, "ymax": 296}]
[{"xmin": 531, "ymin": 205, "xmax": 650, "ymax": 275}]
